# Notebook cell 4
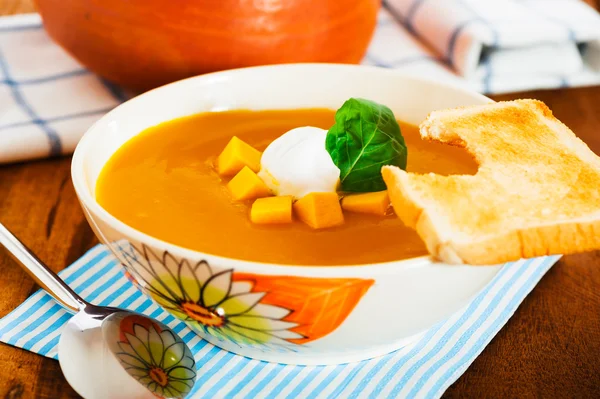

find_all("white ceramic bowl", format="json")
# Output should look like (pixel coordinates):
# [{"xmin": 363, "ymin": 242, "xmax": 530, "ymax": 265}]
[{"xmin": 71, "ymin": 64, "xmax": 501, "ymax": 365}]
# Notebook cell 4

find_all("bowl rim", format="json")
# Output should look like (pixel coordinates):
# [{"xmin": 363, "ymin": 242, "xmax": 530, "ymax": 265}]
[{"xmin": 71, "ymin": 63, "xmax": 492, "ymax": 276}]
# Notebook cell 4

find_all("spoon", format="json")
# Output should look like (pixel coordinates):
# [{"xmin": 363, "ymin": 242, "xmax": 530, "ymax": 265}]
[{"xmin": 0, "ymin": 223, "xmax": 197, "ymax": 399}]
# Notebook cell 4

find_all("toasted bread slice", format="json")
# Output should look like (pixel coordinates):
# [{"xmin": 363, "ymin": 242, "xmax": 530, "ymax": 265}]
[{"xmin": 382, "ymin": 99, "xmax": 600, "ymax": 265}]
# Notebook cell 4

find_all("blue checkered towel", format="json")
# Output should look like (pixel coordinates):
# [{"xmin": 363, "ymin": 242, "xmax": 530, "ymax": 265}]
[
  {"xmin": 0, "ymin": 14, "xmax": 129, "ymax": 163},
  {"xmin": 383, "ymin": 0, "xmax": 600, "ymax": 92},
  {"xmin": 0, "ymin": 245, "xmax": 560, "ymax": 398},
  {"xmin": 2, "ymin": 1, "xmax": 600, "ymax": 163}
]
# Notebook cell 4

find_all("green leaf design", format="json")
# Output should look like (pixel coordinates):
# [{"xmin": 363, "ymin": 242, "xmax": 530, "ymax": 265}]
[{"xmin": 326, "ymin": 98, "xmax": 408, "ymax": 192}]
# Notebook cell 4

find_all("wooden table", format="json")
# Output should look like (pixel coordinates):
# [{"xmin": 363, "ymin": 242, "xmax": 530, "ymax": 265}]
[{"xmin": 1, "ymin": 1, "xmax": 600, "ymax": 398}]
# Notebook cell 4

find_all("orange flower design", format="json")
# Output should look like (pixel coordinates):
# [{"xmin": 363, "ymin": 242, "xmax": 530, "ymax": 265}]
[{"xmin": 112, "ymin": 241, "xmax": 374, "ymax": 350}]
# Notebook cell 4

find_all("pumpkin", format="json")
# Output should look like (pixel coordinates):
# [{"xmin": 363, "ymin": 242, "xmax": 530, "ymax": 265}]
[{"xmin": 35, "ymin": 0, "xmax": 380, "ymax": 92}]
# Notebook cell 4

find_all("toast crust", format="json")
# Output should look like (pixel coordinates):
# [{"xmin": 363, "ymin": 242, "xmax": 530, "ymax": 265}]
[{"xmin": 383, "ymin": 99, "xmax": 600, "ymax": 265}]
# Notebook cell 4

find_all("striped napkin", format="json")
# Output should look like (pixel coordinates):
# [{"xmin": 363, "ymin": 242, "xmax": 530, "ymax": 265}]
[
  {"xmin": 0, "ymin": 245, "xmax": 559, "ymax": 398},
  {"xmin": 2, "ymin": 1, "xmax": 600, "ymax": 164}
]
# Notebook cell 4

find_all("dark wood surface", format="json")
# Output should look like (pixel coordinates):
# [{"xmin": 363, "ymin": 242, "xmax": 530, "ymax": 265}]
[{"xmin": 1, "ymin": 1, "xmax": 599, "ymax": 398}]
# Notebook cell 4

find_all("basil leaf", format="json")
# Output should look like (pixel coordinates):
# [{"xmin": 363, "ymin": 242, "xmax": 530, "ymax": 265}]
[{"xmin": 326, "ymin": 98, "xmax": 407, "ymax": 192}]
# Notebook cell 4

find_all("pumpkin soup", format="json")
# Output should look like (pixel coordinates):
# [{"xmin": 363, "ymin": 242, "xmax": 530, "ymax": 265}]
[{"xmin": 96, "ymin": 109, "xmax": 477, "ymax": 265}]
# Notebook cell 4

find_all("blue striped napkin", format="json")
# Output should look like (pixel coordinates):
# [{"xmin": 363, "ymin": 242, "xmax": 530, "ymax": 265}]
[{"xmin": 0, "ymin": 244, "xmax": 559, "ymax": 398}]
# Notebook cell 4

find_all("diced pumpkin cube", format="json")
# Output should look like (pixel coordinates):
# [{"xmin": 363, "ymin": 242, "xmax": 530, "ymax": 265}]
[
  {"xmin": 251, "ymin": 196, "xmax": 293, "ymax": 224},
  {"xmin": 217, "ymin": 136, "xmax": 262, "ymax": 176},
  {"xmin": 293, "ymin": 192, "xmax": 344, "ymax": 229},
  {"xmin": 341, "ymin": 191, "xmax": 391, "ymax": 215},
  {"xmin": 227, "ymin": 166, "xmax": 271, "ymax": 201}
]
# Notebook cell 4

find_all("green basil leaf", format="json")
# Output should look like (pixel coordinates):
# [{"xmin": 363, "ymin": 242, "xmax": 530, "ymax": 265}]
[{"xmin": 325, "ymin": 98, "xmax": 407, "ymax": 192}]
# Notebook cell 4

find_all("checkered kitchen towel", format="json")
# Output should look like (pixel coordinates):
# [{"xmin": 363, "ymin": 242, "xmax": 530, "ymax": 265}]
[
  {"xmin": 382, "ymin": 0, "xmax": 600, "ymax": 93},
  {"xmin": 2, "ymin": 0, "xmax": 600, "ymax": 163},
  {"xmin": 0, "ymin": 245, "xmax": 559, "ymax": 398},
  {"xmin": 0, "ymin": 14, "xmax": 128, "ymax": 163}
]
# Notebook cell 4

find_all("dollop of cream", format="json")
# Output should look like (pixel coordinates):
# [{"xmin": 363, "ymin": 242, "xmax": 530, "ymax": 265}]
[{"xmin": 258, "ymin": 127, "xmax": 340, "ymax": 199}]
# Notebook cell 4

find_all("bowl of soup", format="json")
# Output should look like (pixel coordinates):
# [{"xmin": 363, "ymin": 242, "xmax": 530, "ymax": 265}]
[{"xmin": 71, "ymin": 64, "xmax": 501, "ymax": 365}]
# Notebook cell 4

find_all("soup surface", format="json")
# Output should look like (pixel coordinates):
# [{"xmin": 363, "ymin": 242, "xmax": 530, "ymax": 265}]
[{"xmin": 96, "ymin": 109, "xmax": 477, "ymax": 265}]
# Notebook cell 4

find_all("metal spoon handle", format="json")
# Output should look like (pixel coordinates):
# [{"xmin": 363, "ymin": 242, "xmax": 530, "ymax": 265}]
[{"xmin": 0, "ymin": 222, "xmax": 85, "ymax": 313}]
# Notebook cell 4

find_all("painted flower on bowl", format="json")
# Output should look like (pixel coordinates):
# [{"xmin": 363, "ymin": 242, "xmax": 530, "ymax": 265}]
[
  {"xmin": 110, "ymin": 241, "xmax": 374, "ymax": 351},
  {"xmin": 114, "ymin": 242, "xmax": 303, "ymax": 350},
  {"xmin": 111, "ymin": 314, "xmax": 196, "ymax": 398}
]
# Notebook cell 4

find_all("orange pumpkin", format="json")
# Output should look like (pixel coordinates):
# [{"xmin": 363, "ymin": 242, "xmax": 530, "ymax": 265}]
[{"xmin": 35, "ymin": 0, "xmax": 380, "ymax": 92}]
